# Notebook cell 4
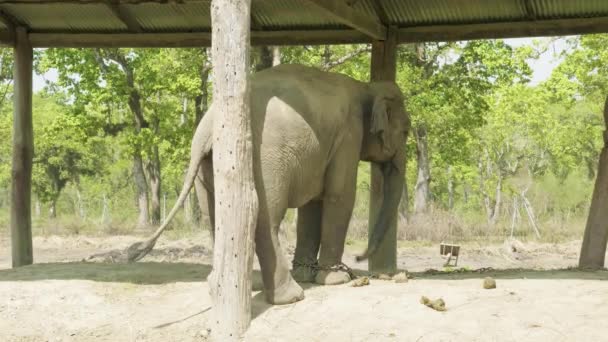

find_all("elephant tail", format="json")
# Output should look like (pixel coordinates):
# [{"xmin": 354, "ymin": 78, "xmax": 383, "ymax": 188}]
[{"xmin": 126, "ymin": 111, "xmax": 214, "ymax": 262}]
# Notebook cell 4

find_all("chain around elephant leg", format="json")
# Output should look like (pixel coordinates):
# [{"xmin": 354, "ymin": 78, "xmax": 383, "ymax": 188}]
[
  {"xmin": 291, "ymin": 259, "xmax": 319, "ymax": 283},
  {"xmin": 315, "ymin": 262, "xmax": 355, "ymax": 285}
]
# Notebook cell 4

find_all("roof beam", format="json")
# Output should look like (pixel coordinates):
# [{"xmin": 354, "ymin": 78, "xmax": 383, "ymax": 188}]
[
  {"xmin": 105, "ymin": 1, "xmax": 142, "ymax": 32},
  {"xmin": 0, "ymin": 7, "xmax": 24, "ymax": 30},
  {"xmin": 370, "ymin": 1, "xmax": 389, "ymax": 25},
  {"xmin": 304, "ymin": 0, "xmax": 387, "ymax": 40},
  {"xmin": 15, "ymin": 30, "xmax": 372, "ymax": 47}
]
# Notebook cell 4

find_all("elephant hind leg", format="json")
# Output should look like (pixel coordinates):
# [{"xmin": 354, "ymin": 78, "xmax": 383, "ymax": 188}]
[
  {"xmin": 256, "ymin": 204, "xmax": 304, "ymax": 305},
  {"xmin": 196, "ymin": 156, "xmax": 215, "ymax": 241},
  {"xmin": 292, "ymin": 200, "xmax": 322, "ymax": 283}
]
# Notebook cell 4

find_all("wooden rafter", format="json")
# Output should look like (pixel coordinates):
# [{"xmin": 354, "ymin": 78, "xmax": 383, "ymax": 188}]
[
  {"xmin": 370, "ymin": 1, "xmax": 389, "ymax": 25},
  {"xmin": 522, "ymin": 0, "xmax": 537, "ymax": 21},
  {"xmin": 0, "ymin": 7, "xmax": 24, "ymax": 30},
  {"xmin": 304, "ymin": 0, "xmax": 387, "ymax": 40},
  {"xmin": 105, "ymin": 0, "xmax": 142, "ymax": 32}
]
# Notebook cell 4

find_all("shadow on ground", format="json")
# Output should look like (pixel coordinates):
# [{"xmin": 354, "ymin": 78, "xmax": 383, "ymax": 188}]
[
  {"xmin": 353, "ymin": 267, "xmax": 608, "ymax": 281},
  {"xmin": 1, "ymin": 262, "xmax": 606, "ymax": 285},
  {"xmin": 0, "ymin": 262, "xmax": 213, "ymax": 284}
]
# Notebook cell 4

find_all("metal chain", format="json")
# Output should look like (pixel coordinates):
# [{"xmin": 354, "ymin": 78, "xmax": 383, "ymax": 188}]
[
  {"xmin": 292, "ymin": 260, "xmax": 356, "ymax": 280},
  {"xmin": 317, "ymin": 262, "xmax": 356, "ymax": 280},
  {"xmin": 292, "ymin": 259, "xmax": 319, "ymax": 270}
]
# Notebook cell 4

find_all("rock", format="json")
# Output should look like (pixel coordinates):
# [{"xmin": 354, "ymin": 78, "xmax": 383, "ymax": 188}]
[
  {"xmin": 350, "ymin": 276, "xmax": 370, "ymax": 287},
  {"xmin": 378, "ymin": 273, "xmax": 392, "ymax": 280},
  {"xmin": 483, "ymin": 277, "xmax": 496, "ymax": 289},
  {"xmin": 420, "ymin": 296, "xmax": 446, "ymax": 311},
  {"xmin": 393, "ymin": 272, "xmax": 408, "ymax": 283}
]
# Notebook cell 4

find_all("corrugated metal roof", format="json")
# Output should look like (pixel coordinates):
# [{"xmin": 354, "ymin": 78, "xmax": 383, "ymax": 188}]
[
  {"xmin": 125, "ymin": 2, "xmax": 211, "ymax": 32},
  {"xmin": 1, "ymin": 0, "xmax": 607, "ymax": 33},
  {"xmin": 1, "ymin": 0, "xmax": 608, "ymax": 46},
  {"xmin": 381, "ymin": 0, "xmax": 525, "ymax": 25},
  {"xmin": 252, "ymin": 0, "xmax": 344, "ymax": 30},
  {"xmin": 3, "ymin": 3, "xmax": 125, "ymax": 31}
]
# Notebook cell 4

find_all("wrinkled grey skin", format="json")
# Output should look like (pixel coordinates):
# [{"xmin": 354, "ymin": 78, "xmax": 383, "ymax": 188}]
[{"xmin": 128, "ymin": 64, "xmax": 410, "ymax": 305}]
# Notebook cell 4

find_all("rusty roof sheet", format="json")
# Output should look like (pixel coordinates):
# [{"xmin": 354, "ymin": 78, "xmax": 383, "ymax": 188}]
[{"xmin": 0, "ymin": 0, "xmax": 607, "ymax": 46}]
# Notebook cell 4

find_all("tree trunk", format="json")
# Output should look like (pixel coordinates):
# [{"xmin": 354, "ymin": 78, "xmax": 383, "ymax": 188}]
[
  {"xmin": 11, "ymin": 27, "xmax": 33, "ymax": 267},
  {"xmin": 209, "ymin": 0, "xmax": 258, "ymax": 339},
  {"xmin": 478, "ymin": 157, "xmax": 493, "ymax": 223},
  {"xmin": 414, "ymin": 125, "xmax": 431, "ymax": 214},
  {"xmin": 579, "ymin": 95, "xmax": 608, "ymax": 268},
  {"xmin": 49, "ymin": 199, "xmax": 57, "ymax": 219},
  {"xmin": 447, "ymin": 166, "xmax": 454, "ymax": 210},
  {"xmin": 398, "ymin": 180, "xmax": 409, "ymax": 225},
  {"xmin": 106, "ymin": 49, "xmax": 153, "ymax": 228},
  {"xmin": 180, "ymin": 97, "xmax": 187, "ymax": 126},
  {"xmin": 272, "ymin": 46, "xmax": 281, "ymax": 66},
  {"xmin": 490, "ymin": 173, "xmax": 503, "ymax": 225},
  {"xmin": 100, "ymin": 193, "xmax": 110, "ymax": 225},
  {"xmin": 148, "ymin": 142, "xmax": 162, "ymax": 226},
  {"xmin": 35, "ymin": 199, "xmax": 40, "ymax": 218},
  {"xmin": 255, "ymin": 46, "xmax": 280, "ymax": 70},
  {"xmin": 133, "ymin": 155, "xmax": 149, "ymax": 228},
  {"xmin": 75, "ymin": 188, "xmax": 85, "ymax": 219}
]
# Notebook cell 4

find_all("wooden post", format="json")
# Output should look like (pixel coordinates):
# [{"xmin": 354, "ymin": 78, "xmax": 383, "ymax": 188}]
[
  {"xmin": 579, "ymin": 95, "xmax": 608, "ymax": 269},
  {"xmin": 368, "ymin": 27, "xmax": 398, "ymax": 273},
  {"xmin": 209, "ymin": 0, "xmax": 258, "ymax": 340},
  {"xmin": 11, "ymin": 26, "xmax": 34, "ymax": 268}
]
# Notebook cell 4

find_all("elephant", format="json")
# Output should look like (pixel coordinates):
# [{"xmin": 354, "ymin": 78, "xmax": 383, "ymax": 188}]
[{"xmin": 126, "ymin": 64, "xmax": 410, "ymax": 305}]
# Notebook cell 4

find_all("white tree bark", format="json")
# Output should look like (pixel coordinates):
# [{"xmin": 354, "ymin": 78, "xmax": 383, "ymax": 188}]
[{"xmin": 209, "ymin": 0, "xmax": 259, "ymax": 340}]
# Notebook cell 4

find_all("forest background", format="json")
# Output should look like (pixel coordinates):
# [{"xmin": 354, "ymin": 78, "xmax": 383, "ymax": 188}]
[{"xmin": 1, "ymin": 35, "xmax": 606, "ymax": 245}]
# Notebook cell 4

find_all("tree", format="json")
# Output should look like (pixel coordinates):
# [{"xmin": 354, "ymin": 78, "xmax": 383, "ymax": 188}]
[{"xmin": 32, "ymin": 94, "xmax": 105, "ymax": 217}]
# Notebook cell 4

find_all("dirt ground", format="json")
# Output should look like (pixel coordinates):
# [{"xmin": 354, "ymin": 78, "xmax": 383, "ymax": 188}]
[{"xmin": 1, "ymin": 234, "xmax": 607, "ymax": 341}]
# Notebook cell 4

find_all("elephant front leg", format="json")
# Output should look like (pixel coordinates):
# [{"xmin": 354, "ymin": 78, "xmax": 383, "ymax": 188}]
[
  {"xmin": 292, "ymin": 200, "xmax": 322, "ymax": 283},
  {"xmin": 316, "ymin": 156, "xmax": 358, "ymax": 285}
]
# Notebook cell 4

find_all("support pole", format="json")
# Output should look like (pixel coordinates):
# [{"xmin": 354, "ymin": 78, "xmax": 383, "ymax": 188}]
[
  {"xmin": 368, "ymin": 27, "xmax": 398, "ymax": 273},
  {"xmin": 579, "ymin": 95, "xmax": 608, "ymax": 269},
  {"xmin": 11, "ymin": 26, "xmax": 33, "ymax": 268},
  {"xmin": 209, "ymin": 0, "xmax": 258, "ymax": 340}
]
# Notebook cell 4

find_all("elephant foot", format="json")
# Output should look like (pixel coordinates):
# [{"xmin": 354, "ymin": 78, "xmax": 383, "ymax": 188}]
[
  {"xmin": 291, "ymin": 260, "xmax": 318, "ymax": 283},
  {"xmin": 265, "ymin": 277, "xmax": 305, "ymax": 305},
  {"xmin": 315, "ymin": 263, "xmax": 353, "ymax": 285}
]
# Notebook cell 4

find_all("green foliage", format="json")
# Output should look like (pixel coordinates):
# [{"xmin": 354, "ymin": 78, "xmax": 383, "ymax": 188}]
[{"xmin": 0, "ymin": 38, "xmax": 604, "ymax": 243}]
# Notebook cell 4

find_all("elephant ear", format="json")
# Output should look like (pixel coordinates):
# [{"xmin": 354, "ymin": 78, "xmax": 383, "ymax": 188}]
[{"xmin": 371, "ymin": 96, "xmax": 391, "ymax": 152}]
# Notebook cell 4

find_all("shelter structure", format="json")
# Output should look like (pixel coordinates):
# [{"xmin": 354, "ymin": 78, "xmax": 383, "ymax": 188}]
[{"xmin": 4, "ymin": 0, "xmax": 608, "ymax": 338}]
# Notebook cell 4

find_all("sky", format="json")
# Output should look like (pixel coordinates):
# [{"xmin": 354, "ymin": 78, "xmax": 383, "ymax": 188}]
[{"xmin": 31, "ymin": 37, "xmax": 568, "ymax": 92}]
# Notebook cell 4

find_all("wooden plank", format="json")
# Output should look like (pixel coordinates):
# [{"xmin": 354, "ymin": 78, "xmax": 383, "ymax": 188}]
[
  {"xmin": 304, "ymin": 0, "xmax": 386, "ymax": 40},
  {"xmin": 105, "ymin": 0, "xmax": 142, "ymax": 32},
  {"xmin": 23, "ymin": 30, "xmax": 370, "ymax": 47},
  {"xmin": 579, "ymin": 95, "xmax": 608, "ymax": 269},
  {"xmin": 368, "ymin": 27, "xmax": 398, "ymax": 273},
  {"xmin": 209, "ymin": 0, "xmax": 257, "ymax": 340},
  {"xmin": 27, "ymin": 32, "xmax": 213, "ymax": 47},
  {"xmin": 252, "ymin": 29, "xmax": 371, "ymax": 46},
  {"xmin": 11, "ymin": 26, "xmax": 33, "ymax": 268},
  {"xmin": 0, "ymin": 7, "xmax": 23, "ymax": 30}
]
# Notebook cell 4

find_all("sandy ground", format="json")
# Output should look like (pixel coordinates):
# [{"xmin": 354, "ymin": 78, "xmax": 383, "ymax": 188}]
[{"xmin": 1, "ymin": 234, "xmax": 607, "ymax": 341}]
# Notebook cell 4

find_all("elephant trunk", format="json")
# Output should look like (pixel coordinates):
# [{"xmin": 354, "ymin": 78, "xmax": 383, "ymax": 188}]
[{"xmin": 357, "ymin": 153, "xmax": 405, "ymax": 262}]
